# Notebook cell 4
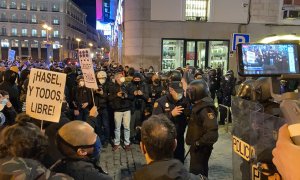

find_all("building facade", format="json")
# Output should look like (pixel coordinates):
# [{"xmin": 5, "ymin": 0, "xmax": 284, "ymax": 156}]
[
  {"xmin": 0, "ymin": 0, "xmax": 101, "ymax": 61},
  {"xmin": 113, "ymin": 0, "xmax": 300, "ymax": 73}
]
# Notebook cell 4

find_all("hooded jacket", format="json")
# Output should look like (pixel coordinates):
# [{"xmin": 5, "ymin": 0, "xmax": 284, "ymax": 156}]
[{"xmin": 134, "ymin": 159, "xmax": 207, "ymax": 180}]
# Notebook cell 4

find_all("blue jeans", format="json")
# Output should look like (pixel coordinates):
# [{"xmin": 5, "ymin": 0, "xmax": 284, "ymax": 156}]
[{"xmin": 114, "ymin": 110, "xmax": 131, "ymax": 146}]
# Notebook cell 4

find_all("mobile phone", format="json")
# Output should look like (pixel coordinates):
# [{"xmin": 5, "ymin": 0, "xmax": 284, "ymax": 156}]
[{"xmin": 237, "ymin": 43, "xmax": 300, "ymax": 77}]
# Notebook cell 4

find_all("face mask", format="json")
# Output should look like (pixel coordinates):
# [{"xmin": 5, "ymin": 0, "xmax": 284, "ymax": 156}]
[
  {"xmin": 133, "ymin": 81, "xmax": 140, "ymax": 85},
  {"xmin": 149, "ymin": 68, "xmax": 153, "ymax": 72},
  {"xmin": 89, "ymin": 136, "xmax": 101, "ymax": 159},
  {"xmin": 120, "ymin": 77, "xmax": 125, "ymax": 83},
  {"xmin": 153, "ymin": 79, "xmax": 160, "ymax": 85},
  {"xmin": 112, "ymin": 79, "xmax": 115, "ymax": 83},
  {"xmin": 176, "ymin": 93, "xmax": 183, "ymax": 100},
  {"xmin": 79, "ymin": 81, "xmax": 85, "ymax": 87},
  {"xmin": 99, "ymin": 79, "xmax": 106, "ymax": 85}
]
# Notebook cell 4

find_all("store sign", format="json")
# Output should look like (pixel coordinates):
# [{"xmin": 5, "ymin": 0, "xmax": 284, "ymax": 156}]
[
  {"xmin": 232, "ymin": 33, "xmax": 250, "ymax": 51},
  {"xmin": 232, "ymin": 135, "xmax": 255, "ymax": 161}
]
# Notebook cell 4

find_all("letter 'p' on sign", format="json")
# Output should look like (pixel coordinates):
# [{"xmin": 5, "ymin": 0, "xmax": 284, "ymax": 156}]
[{"xmin": 232, "ymin": 33, "xmax": 250, "ymax": 51}]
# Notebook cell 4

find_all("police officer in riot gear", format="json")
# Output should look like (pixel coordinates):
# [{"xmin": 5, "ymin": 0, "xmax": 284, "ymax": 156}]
[
  {"xmin": 208, "ymin": 69, "xmax": 219, "ymax": 101},
  {"xmin": 167, "ymin": 70, "xmax": 182, "ymax": 82},
  {"xmin": 218, "ymin": 70, "xmax": 236, "ymax": 125},
  {"xmin": 152, "ymin": 80, "xmax": 189, "ymax": 163},
  {"xmin": 148, "ymin": 74, "xmax": 163, "ymax": 107},
  {"xmin": 186, "ymin": 80, "xmax": 219, "ymax": 177}
]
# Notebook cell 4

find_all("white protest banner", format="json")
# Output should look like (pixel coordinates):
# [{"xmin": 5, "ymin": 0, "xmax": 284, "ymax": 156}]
[
  {"xmin": 8, "ymin": 49, "xmax": 16, "ymax": 62},
  {"xmin": 78, "ymin": 48, "xmax": 98, "ymax": 89},
  {"xmin": 26, "ymin": 68, "xmax": 66, "ymax": 123}
]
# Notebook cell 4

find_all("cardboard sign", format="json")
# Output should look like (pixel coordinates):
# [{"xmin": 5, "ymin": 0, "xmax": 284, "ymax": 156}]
[
  {"xmin": 8, "ymin": 49, "xmax": 16, "ymax": 62},
  {"xmin": 78, "ymin": 48, "xmax": 98, "ymax": 89},
  {"xmin": 26, "ymin": 68, "xmax": 66, "ymax": 123}
]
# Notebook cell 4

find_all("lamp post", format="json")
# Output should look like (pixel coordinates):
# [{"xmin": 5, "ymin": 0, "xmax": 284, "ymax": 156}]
[{"xmin": 42, "ymin": 24, "xmax": 52, "ymax": 65}]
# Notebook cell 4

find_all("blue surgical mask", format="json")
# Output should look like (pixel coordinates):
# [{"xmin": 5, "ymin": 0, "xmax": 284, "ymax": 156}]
[{"xmin": 90, "ymin": 136, "xmax": 101, "ymax": 158}]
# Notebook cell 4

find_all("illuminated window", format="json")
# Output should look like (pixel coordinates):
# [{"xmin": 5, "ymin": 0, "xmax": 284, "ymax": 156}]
[
  {"xmin": 31, "ymin": 14, "xmax": 37, "ymax": 23},
  {"xmin": 52, "ymin": 3, "xmax": 59, "ymax": 12},
  {"xmin": 21, "ymin": 28, "xmax": 27, "ymax": 36},
  {"xmin": 9, "ymin": 0, "xmax": 16, "ymax": 9},
  {"xmin": 11, "ymin": 28, "xmax": 17, "ymax": 36},
  {"xmin": 41, "ymin": 30, "xmax": 46, "ymax": 37},
  {"xmin": 185, "ymin": 0, "xmax": 208, "ymax": 21},
  {"xmin": 53, "ymin": 18, "xmax": 59, "ymax": 25},
  {"xmin": 53, "ymin": 30, "xmax": 59, "ymax": 37},
  {"xmin": 1, "ymin": 39, "xmax": 9, "ymax": 47},
  {"xmin": 21, "ymin": 0, "xmax": 27, "ymax": 10},
  {"xmin": 32, "ymin": 29, "xmax": 37, "ymax": 36},
  {"xmin": 0, "ymin": 0, "xmax": 6, "ymax": 8}
]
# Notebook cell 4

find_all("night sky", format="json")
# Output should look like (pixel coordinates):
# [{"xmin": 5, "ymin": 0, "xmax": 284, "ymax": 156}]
[{"xmin": 72, "ymin": 0, "xmax": 96, "ymax": 28}]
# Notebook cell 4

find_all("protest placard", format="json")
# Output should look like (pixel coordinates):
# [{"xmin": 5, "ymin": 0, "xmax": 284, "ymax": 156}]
[
  {"xmin": 8, "ymin": 49, "xmax": 15, "ymax": 62},
  {"xmin": 26, "ymin": 68, "xmax": 66, "ymax": 123},
  {"xmin": 78, "ymin": 48, "xmax": 98, "ymax": 89}
]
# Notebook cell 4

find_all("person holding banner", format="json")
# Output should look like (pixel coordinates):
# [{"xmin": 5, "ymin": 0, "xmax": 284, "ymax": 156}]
[
  {"xmin": 0, "ymin": 69, "xmax": 21, "ymax": 113},
  {"xmin": 72, "ymin": 75, "xmax": 93, "ymax": 121}
]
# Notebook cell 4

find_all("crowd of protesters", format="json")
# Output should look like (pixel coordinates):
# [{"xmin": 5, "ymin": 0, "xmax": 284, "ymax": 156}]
[{"xmin": 0, "ymin": 56, "xmax": 299, "ymax": 180}]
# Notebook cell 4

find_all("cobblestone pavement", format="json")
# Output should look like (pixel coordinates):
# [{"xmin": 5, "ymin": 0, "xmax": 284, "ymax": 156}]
[{"xmin": 100, "ymin": 125, "xmax": 233, "ymax": 180}]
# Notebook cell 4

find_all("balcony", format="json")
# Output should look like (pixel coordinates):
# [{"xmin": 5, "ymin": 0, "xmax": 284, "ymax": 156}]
[{"xmin": 0, "ymin": 18, "xmax": 8, "ymax": 22}]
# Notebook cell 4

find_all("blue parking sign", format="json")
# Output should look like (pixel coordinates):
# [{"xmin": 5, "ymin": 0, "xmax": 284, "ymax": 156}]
[{"xmin": 232, "ymin": 33, "xmax": 250, "ymax": 51}]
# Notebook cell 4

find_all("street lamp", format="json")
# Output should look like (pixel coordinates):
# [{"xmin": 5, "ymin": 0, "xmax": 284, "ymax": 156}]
[
  {"xmin": 88, "ymin": 43, "xmax": 93, "ymax": 47},
  {"xmin": 42, "ymin": 24, "xmax": 52, "ymax": 65},
  {"xmin": 76, "ymin": 38, "xmax": 81, "ymax": 49}
]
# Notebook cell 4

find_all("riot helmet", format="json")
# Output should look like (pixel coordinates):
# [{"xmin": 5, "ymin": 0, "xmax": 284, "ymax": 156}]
[
  {"xmin": 236, "ymin": 79, "xmax": 255, "ymax": 100},
  {"xmin": 187, "ymin": 80, "xmax": 210, "ymax": 103},
  {"xmin": 167, "ymin": 70, "xmax": 182, "ymax": 82},
  {"xmin": 236, "ymin": 78, "xmax": 271, "ymax": 102},
  {"xmin": 208, "ymin": 69, "xmax": 217, "ymax": 77}
]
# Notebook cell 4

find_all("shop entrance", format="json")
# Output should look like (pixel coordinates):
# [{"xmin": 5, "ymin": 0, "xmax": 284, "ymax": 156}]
[{"xmin": 162, "ymin": 39, "xmax": 229, "ymax": 73}]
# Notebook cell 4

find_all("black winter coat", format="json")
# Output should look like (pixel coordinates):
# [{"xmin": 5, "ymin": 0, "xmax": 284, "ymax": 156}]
[
  {"xmin": 134, "ymin": 159, "xmax": 207, "ymax": 180},
  {"xmin": 53, "ymin": 159, "xmax": 112, "ymax": 180}
]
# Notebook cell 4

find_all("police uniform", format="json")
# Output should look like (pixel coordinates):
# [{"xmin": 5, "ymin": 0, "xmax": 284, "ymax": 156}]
[
  {"xmin": 186, "ymin": 97, "xmax": 218, "ymax": 177},
  {"xmin": 152, "ymin": 93, "xmax": 189, "ymax": 163}
]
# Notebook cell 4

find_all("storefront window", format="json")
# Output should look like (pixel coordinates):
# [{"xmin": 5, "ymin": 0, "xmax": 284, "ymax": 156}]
[
  {"xmin": 31, "ymin": 40, "xmax": 38, "ymax": 48},
  {"xmin": 208, "ymin": 41, "xmax": 229, "ymax": 72},
  {"xmin": 21, "ymin": 40, "xmax": 28, "ymax": 47},
  {"xmin": 186, "ymin": 41, "xmax": 195, "ymax": 66},
  {"xmin": 162, "ymin": 40, "xmax": 184, "ymax": 72},
  {"xmin": 1, "ymin": 39, "xmax": 9, "ymax": 47},
  {"xmin": 11, "ymin": 40, "xmax": 19, "ymax": 47},
  {"xmin": 197, "ymin": 41, "xmax": 206, "ymax": 69}
]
